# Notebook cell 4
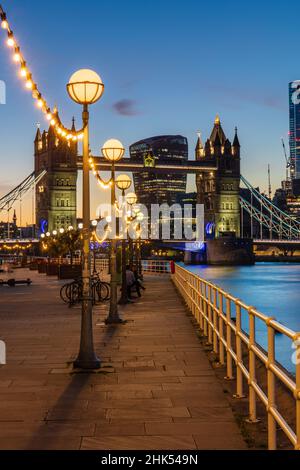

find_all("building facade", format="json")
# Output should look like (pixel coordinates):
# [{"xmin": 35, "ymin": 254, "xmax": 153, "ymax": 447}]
[
  {"xmin": 34, "ymin": 119, "xmax": 78, "ymax": 234},
  {"xmin": 289, "ymin": 81, "xmax": 300, "ymax": 178},
  {"xmin": 129, "ymin": 135, "xmax": 188, "ymax": 211},
  {"xmin": 196, "ymin": 116, "xmax": 241, "ymax": 238}
]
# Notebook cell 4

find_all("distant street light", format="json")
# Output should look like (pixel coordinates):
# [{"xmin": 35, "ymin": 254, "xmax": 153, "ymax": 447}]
[
  {"xmin": 102, "ymin": 139, "xmax": 125, "ymax": 323},
  {"xmin": 116, "ymin": 174, "xmax": 132, "ymax": 305},
  {"xmin": 126, "ymin": 192, "xmax": 138, "ymax": 268},
  {"xmin": 67, "ymin": 68, "xmax": 104, "ymax": 370}
]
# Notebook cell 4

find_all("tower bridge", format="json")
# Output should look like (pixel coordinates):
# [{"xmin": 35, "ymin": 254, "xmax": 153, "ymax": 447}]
[{"xmin": 1, "ymin": 116, "xmax": 300, "ymax": 251}]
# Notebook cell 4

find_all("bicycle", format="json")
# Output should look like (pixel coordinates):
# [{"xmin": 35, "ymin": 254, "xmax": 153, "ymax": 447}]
[{"xmin": 60, "ymin": 274, "xmax": 110, "ymax": 307}]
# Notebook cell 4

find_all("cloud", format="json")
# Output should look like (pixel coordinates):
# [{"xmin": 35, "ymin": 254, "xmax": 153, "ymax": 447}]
[
  {"xmin": 200, "ymin": 82, "xmax": 285, "ymax": 111},
  {"xmin": 112, "ymin": 99, "xmax": 141, "ymax": 116}
]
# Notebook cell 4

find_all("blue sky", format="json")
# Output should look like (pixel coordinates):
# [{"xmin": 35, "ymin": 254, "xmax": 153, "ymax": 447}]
[{"xmin": 0, "ymin": 0, "xmax": 299, "ymax": 222}]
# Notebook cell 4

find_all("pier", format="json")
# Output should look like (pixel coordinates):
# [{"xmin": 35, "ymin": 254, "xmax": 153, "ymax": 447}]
[{"xmin": 0, "ymin": 268, "xmax": 246, "ymax": 450}]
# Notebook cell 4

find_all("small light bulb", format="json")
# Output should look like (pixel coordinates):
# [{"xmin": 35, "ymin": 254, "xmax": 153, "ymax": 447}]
[
  {"xmin": 20, "ymin": 66, "xmax": 27, "ymax": 78},
  {"xmin": 89, "ymin": 158, "xmax": 93, "ymax": 163},
  {"xmin": 7, "ymin": 36, "xmax": 15, "ymax": 47},
  {"xmin": 13, "ymin": 52, "xmax": 21, "ymax": 62},
  {"xmin": 25, "ymin": 79, "xmax": 33, "ymax": 89},
  {"xmin": 37, "ymin": 99, "xmax": 43, "ymax": 108},
  {"xmin": 78, "ymin": 133, "xmax": 84, "ymax": 140},
  {"xmin": 1, "ymin": 20, "xmax": 8, "ymax": 30},
  {"xmin": 50, "ymin": 119, "xmax": 56, "ymax": 126},
  {"xmin": 72, "ymin": 136, "xmax": 77, "ymax": 142},
  {"xmin": 46, "ymin": 113, "xmax": 52, "ymax": 121}
]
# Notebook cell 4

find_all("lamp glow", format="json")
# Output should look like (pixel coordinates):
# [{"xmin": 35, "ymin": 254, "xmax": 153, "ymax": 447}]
[
  {"xmin": 102, "ymin": 139, "xmax": 125, "ymax": 162},
  {"xmin": 126, "ymin": 192, "xmax": 138, "ymax": 205},
  {"xmin": 116, "ymin": 174, "xmax": 131, "ymax": 191},
  {"xmin": 67, "ymin": 69, "xmax": 104, "ymax": 105}
]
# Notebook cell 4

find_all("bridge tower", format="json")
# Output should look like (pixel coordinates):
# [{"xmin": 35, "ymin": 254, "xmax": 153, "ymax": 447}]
[
  {"xmin": 196, "ymin": 116, "xmax": 241, "ymax": 238},
  {"xmin": 34, "ymin": 117, "xmax": 78, "ymax": 234}
]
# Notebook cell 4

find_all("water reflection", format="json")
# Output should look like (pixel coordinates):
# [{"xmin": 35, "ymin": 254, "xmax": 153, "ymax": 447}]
[{"xmin": 181, "ymin": 263, "xmax": 300, "ymax": 374}]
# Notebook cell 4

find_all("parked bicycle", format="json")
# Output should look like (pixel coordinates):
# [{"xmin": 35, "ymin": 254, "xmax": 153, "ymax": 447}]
[{"xmin": 60, "ymin": 273, "xmax": 110, "ymax": 307}]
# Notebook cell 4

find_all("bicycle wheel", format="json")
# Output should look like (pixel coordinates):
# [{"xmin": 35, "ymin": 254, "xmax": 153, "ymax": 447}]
[
  {"xmin": 70, "ymin": 282, "xmax": 82, "ymax": 305},
  {"xmin": 96, "ymin": 281, "xmax": 110, "ymax": 301},
  {"xmin": 60, "ymin": 283, "xmax": 70, "ymax": 304}
]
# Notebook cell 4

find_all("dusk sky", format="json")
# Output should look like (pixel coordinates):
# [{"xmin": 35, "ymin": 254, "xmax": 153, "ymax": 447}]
[{"xmin": 0, "ymin": 0, "xmax": 299, "ymax": 224}]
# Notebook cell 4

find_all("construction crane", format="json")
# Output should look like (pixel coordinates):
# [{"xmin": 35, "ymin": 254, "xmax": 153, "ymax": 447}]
[
  {"xmin": 268, "ymin": 164, "xmax": 272, "ymax": 200},
  {"xmin": 281, "ymin": 137, "xmax": 295, "ymax": 180}
]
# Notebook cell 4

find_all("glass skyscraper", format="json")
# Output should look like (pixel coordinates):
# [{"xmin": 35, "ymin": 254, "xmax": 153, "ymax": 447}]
[
  {"xmin": 289, "ymin": 81, "xmax": 300, "ymax": 178},
  {"xmin": 129, "ymin": 135, "xmax": 188, "ymax": 209}
]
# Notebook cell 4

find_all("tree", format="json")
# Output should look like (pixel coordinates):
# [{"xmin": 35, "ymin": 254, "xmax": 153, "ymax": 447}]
[{"xmin": 41, "ymin": 230, "xmax": 83, "ymax": 264}]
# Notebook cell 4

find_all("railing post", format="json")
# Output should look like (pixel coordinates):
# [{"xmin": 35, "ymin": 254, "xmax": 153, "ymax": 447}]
[
  {"xmin": 234, "ymin": 302, "xmax": 245, "ymax": 398},
  {"xmin": 218, "ymin": 293, "xmax": 225, "ymax": 365},
  {"xmin": 196, "ymin": 278, "xmax": 201, "ymax": 327},
  {"xmin": 192, "ymin": 276, "xmax": 197, "ymax": 321},
  {"xmin": 207, "ymin": 285, "xmax": 213, "ymax": 345},
  {"xmin": 213, "ymin": 288, "xmax": 218, "ymax": 354},
  {"xmin": 199, "ymin": 280, "xmax": 204, "ymax": 331},
  {"xmin": 267, "ymin": 318, "xmax": 277, "ymax": 450},
  {"xmin": 203, "ymin": 283, "xmax": 208, "ymax": 337},
  {"xmin": 247, "ymin": 308, "xmax": 259, "ymax": 423},
  {"xmin": 190, "ymin": 275, "xmax": 195, "ymax": 318},
  {"xmin": 225, "ymin": 296, "xmax": 234, "ymax": 380},
  {"xmin": 295, "ymin": 334, "xmax": 300, "ymax": 450}
]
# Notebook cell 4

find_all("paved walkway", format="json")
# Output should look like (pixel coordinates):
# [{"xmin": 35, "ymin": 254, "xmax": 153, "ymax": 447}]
[{"xmin": 0, "ymin": 269, "xmax": 246, "ymax": 450}]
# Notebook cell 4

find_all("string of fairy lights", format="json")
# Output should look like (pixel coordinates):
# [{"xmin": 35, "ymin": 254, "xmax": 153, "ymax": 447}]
[
  {"xmin": 88, "ymin": 154, "xmax": 113, "ymax": 189},
  {"xmin": 0, "ymin": 5, "xmax": 84, "ymax": 142},
  {"xmin": 0, "ymin": 4, "xmax": 142, "ymax": 243},
  {"xmin": 0, "ymin": 243, "xmax": 32, "ymax": 251}
]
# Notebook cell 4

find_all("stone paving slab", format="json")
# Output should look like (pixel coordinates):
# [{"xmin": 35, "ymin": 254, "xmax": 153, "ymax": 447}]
[{"xmin": 0, "ymin": 269, "xmax": 247, "ymax": 450}]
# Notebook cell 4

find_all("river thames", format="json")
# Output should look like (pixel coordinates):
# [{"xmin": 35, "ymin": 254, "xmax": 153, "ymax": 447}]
[{"xmin": 182, "ymin": 262, "xmax": 300, "ymax": 374}]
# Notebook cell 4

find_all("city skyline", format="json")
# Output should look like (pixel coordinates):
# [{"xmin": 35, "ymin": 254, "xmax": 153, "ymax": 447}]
[{"xmin": 0, "ymin": 0, "xmax": 300, "ymax": 224}]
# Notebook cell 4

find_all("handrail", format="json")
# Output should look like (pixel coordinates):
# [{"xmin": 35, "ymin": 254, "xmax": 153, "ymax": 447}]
[
  {"xmin": 172, "ymin": 263, "xmax": 300, "ymax": 450},
  {"xmin": 141, "ymin": 260, "xmax": 171, "ymax": 274}
]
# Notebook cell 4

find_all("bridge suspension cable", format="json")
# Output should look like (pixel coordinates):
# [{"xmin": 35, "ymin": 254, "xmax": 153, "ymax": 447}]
[
  {"xmin": 240, "ymin": 175, "xmax": 300, "ymax": 240},
  {"xmin": 0, "ymin": 170, "xmax": 46, "ymax": 212}
]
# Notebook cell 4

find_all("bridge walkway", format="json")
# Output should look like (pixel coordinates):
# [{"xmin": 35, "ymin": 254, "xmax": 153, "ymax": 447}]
[{"xmin": 0, "ymin": 269, "xmax": 246, "ymax": 450}]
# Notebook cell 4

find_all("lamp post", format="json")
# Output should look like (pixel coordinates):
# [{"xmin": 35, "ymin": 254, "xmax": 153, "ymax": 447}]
[
  {"xmin": 67, "ymin": 69, "xmax": 104, "ymax": 369},
  {"xmin": 116, "ymin": 174, "xmax": 132, "ymax": 305},
  {"xmin": 102, "ymin": 139, "xmax": 125, "ymax": 324},
  {"xmin": 135, "ymin": 212, "xmax": 144, "ymax": 276},
  {"xmin": 126, "ymin": 192, "xmax": 138, "ymax": 269}
]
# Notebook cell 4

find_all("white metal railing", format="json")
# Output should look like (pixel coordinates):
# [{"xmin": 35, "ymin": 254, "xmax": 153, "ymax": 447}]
[
  {"xmin": 94, "ymin": 258, "xmax": 109, "ymax": 274},
  {"xmin": 141, "ymin": 259, "xmax": 171, "ymax": 274},
  {"xmin": 173, "ymin": 263, "xmax": 300, "ymax": 450}
]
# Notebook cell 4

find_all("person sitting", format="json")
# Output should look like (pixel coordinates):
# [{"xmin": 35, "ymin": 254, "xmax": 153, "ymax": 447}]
[
  {"xmin": 126, "ymin": 265, "xmax": 136, "ymax": 299},
  {"xmin": 133, "ymin": 269, "xmax": 145, "ymax": 296}
]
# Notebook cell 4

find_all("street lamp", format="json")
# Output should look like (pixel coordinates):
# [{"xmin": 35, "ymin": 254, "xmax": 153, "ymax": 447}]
[
  {"xmin": 126, "ymin": 192, "xmax": 138, "ymax": 206},
  {"xmin": 67, "ymin": 68, "xmax": 104, "ymax": 370},
  {"xmin": 116, "ymin": 174, "xmax": 132, "ymax": 305},
  {"xmin": 126, "ymin": 193, "xmax": 138, "ymax": 269},
  {"xmin": 102, "ymin": 139, "xmax": 125, "ymax": 323}
]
